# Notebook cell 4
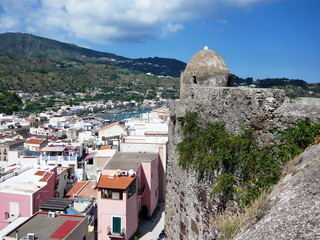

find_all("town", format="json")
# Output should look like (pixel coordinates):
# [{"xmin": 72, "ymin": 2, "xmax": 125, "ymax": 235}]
[{"xmin": 0, "ymin": 102, "xmax": 169, "ymax": 240}]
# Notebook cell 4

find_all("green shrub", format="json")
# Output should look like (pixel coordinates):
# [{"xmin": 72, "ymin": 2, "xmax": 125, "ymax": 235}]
[{"xmin": 177, "ymin": 112, "xmax": 320, "ymax": 208}]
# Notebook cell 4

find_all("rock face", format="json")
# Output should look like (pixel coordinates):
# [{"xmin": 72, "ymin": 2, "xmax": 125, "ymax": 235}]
[
  {"xmin": 235, "ymin": 143, "xmax": 320, "ymax": 240},
  {"xmin": 165, "ymin": 47, "xmax": 320, "ymax": 239}
]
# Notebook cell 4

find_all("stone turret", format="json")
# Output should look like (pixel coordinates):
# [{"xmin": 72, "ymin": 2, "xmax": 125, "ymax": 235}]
[
  {"xmin": 165, "ymin": 47, "xmax": 320, "ymax": 239},
  {"xmin": 180, "ymin": 46, "xmax": 231, "ymax": 100}
]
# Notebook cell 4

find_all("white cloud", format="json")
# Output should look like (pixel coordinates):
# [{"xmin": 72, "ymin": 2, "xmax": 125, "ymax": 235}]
[{"xmin": 0, "ymin": 0, "xmax": 277, "ymax": 43}]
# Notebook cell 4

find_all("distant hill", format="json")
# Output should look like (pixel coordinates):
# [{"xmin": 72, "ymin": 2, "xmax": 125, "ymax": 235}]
[
  {"xmin": 0, "ymin": 32, "xmax": 186, "ymax": 77},
  {"xmin": 231, "ymin": 75, "xmax": 320, "ymax": 98}
]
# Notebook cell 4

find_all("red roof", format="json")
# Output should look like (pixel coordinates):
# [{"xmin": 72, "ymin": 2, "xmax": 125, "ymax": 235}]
[
  {"xmin": 100, "ymin": 145, "xmax": 111, "ymax": 150},
  {"xmin": 97, "ymin": 175, "xmax": 136, "ymax": 190},
  {"xmin": 25, "ymin": 138, "xmax": 46, "ymax": 145},
  {"xmin": 49, "ymin": 220, "xmax": 81, "ymax": 239}
]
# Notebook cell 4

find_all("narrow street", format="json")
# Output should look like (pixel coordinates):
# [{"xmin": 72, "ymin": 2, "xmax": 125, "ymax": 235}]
[{"xmin": 138, "ymin": 202, "xmax": 165, "ymax": 240}]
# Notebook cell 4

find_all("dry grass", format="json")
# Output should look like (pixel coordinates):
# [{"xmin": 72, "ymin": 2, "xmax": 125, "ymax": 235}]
[{"xmin": 216, "ymin": 191, "xmax": 270, "ymax": 240}]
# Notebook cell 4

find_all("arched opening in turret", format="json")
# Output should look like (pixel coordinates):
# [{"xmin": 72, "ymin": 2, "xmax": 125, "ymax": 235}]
[{"xmin": 192, "ymin": 76, "xmax": 197, "ymax": 84}]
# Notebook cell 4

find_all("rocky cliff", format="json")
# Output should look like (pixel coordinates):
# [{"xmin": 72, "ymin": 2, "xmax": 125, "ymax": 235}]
[{"xmin": 235, "ymin": 143, "xmax": 320, "ymax": 240}]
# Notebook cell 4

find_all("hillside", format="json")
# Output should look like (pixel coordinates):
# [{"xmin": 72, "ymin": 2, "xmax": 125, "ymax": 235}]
[
  {"xmin": 231, "ymin": 75, "xmax": 320, "ymax": 98},
  {"xmin": 0, "ymin": 32, "xmax": 186, "ymax": 78}
]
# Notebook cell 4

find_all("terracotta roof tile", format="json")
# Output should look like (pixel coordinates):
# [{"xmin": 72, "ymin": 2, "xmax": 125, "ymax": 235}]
[
  {"xmin": 34, "ymin": 170, "xmax": 46, "ymax": 176},
  {"xmin": 25, "ymin": 138, "xmax": 46, "ymax": 145},
  {"xmin": 40, "ymin": 172, "xmax": 53, "ymax": 182},
  {"xmin": 66, "ymin": 181, "xmax": 88, "ymax": 197},
  {"xmin": 66, "ymin": 181, "xmax": 98, "ymax": 198},
  {"xmin": 97, "ymin": 175, "xmax": 136, "ymax": 190}
]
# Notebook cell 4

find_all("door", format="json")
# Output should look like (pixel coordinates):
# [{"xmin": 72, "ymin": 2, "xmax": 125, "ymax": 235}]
[
  {"xmin": 112, "ymin": 217, "xmax": 121, "ymax": 234},
  {"xmin": 10, "ymin": 202, "xmax": 19, "ymax": 218}
]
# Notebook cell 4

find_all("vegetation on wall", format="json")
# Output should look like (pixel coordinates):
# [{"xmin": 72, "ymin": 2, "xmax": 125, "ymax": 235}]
[{"xmin": 177, "ymin": 112, "xmax": 320, "ymax": 209}]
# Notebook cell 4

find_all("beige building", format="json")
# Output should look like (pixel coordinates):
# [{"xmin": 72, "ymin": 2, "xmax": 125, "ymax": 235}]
[{"xmin": 0, "ymin": 140, "xmax": 24, "ymax": 162}]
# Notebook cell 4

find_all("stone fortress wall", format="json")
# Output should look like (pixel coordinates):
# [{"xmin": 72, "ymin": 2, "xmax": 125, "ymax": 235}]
[{"xmin": 165, "ymin": 47, "xmax": 320, "ymax": 239}]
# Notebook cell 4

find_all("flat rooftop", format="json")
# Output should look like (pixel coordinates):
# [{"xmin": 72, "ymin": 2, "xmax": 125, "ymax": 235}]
[
  {"xmin": 0, "ymin": 167, "xmax": 53, "ymax": 195},
  {"xmin": 4, "ymin": 212, "xmax": 86, "ymax": 240},
  {"xmin": 104, "ymin": 152, "xmax": 158, "ymax": 171}
]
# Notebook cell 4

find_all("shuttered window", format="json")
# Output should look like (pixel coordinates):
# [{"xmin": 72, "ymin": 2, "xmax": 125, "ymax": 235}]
[{"xmin": 112, "ymin": 217, "xmax": 121, "ymax": 234}]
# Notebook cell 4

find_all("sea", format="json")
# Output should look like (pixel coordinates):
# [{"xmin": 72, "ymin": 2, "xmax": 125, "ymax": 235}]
[{"xmin": 97, "ymin": 108, "xmax": 152, "ymax": 122}]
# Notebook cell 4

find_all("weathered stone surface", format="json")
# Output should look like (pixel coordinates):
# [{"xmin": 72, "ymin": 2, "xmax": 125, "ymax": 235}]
[
  {"xmin": 235, "ymin": 143, "xmax": 320, "ymax": 240},
  {"xmin": 165, "ymin": 47, "xmax": 320, "ymax": 240}
]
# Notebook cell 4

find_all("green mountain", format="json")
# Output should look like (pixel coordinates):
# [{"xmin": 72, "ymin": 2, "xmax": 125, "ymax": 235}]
[
  {"xmin": 0, "ymin": 32, "xmax": 186, "ymax": 77},
  {"xmin": 0, "ymin": 33, "xmax": 182, "ymax": 98}
]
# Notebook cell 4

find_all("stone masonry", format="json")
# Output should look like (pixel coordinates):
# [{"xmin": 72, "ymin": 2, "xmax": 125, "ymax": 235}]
[{"xmin": 165, "ymin": 47, "xmax": 320, "ymax": 239}]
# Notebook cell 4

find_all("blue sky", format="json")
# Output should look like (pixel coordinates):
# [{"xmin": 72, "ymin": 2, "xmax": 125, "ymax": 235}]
[{"xmin": 0, "ymin": 0, "xmax": 319, "ymax": 83}]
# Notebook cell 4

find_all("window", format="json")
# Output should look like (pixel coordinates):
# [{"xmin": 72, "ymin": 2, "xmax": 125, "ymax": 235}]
[
  {"xmin": 193, "ymin": 76, "xmax": 197, "ymax": 84},
  {"xmin": 112, "ymin": 217, "xmax": 121, "ymax": 234},
  {"xmin": 112, "ymin": 191, "xmax": 120, "ymax": 199},
  {"xmin": 101, "ymin": 189, "xmax": 123, "ymax": 200},
  {"xmin": 127, "ymin": 180, "xmax": 136, "ymax": 199}
]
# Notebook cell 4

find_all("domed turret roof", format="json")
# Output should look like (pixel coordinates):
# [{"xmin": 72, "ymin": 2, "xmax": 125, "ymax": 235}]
[{"xmin": 185, "ymin": 46, "xmax": 229, "ymax": 73}]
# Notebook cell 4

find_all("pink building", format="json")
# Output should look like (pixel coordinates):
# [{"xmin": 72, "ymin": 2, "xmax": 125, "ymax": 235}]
[
  {"xmin": 96, "ymin": 152, "xmax": 160, "ymax": 240},
  {"xmin": 0, "ymin": 166, "xmax": 56, "ymax": 230}
]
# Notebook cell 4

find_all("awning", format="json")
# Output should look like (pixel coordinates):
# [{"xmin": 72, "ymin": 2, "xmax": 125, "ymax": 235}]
[{"xmin": 84, "ymin": 152, "xmax": 97, "ymax": 160}]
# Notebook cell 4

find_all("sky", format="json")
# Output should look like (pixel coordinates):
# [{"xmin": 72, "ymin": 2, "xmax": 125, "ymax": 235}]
[{"xmin": 0, "ymin": 0, "xmax": 319, "ymax": 83}]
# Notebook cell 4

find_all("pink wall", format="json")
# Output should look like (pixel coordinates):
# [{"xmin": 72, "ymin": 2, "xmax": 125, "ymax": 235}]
[
  {"xmin": 32, "ymin": 171, "xmax": 56, "ymax": 213},
  {"xmin": 141, "ymin": 155, "xmax": 159, "ymax": 217},
  {"xmin": 97, "ymin": 188, "xmax": 139, "ymax": 240},
  {"xmin": 97, "ymin": 191, "xmax": 126, "ymax": 240},
  {"xmin": 0, "ymin": 193, "xmax": 31, "ymax": 229},
  {"xmin": 158, "ymin": 145, "xmax": 167, "ymax": 201},
  {"xmin": 125, "ymin": 188, "xmax": 138, "ymax": 239}
]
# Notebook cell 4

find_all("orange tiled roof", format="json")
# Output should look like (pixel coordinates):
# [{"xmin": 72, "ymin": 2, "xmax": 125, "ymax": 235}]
[
  {"xmin": 78, "ymin": 181, "xmax": 98, "ymax": 198},
  {"xmin": 66, "ymin": 181, "xmax": 98, "ymax": 198},
  {"xmin": 97, "ymin": 175, "xmax": 136, "ymax": 190},
  {"xmin": 34, "ymin": 170, "xmax": 46, "ymax": 176},
  {"xmin": 66, "ymin": 181, "xmax": 88, "ymax": 197},
  {"xmin": 40, "ymin": 172, "xmax": 53, "ymax": 182},
  {"xmin": 99, "ymin": 145, "xmax": 111, "ymax": 150},
  {"xmin": 25, "ymin": 138, "xmax": 46, "ymax": 145},
  {"xmin": 98, "ymin": 122, "xmax": 124, "ymax": 131}
]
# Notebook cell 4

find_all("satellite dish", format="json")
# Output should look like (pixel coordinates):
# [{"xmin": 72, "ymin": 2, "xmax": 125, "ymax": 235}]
[
  {"xmin": 116, "ymin": 169, "xmax": 121, "ymax": 176},
  {"xmin": 128, "ymin": 169, "xmax": 134, "ymax": 177}
]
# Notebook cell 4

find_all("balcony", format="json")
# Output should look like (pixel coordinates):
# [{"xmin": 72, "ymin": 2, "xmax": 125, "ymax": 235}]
[
  {"xmin": 107, "ymin": 226, "xmax": 126, "ymax": 239},
  {"xmin": 138, "ymin": 183, "xmax": 145, "ymax": 197}
]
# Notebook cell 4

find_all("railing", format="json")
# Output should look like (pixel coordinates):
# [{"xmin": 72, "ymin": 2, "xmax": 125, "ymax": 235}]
[
  {"xmin": 41, "ymin": 156, "xmax": 58, "ymax": 161},
  {"xmin": 42, "ymin": 155, "xmax": 77, "ymax": 162},
  {"xmin": 107, "ymin": 226, "xmax": 126, "ymax": 237},
  {"xmin": 138, "ymin": 183, "xmax": 145, "ymax": 197}
]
